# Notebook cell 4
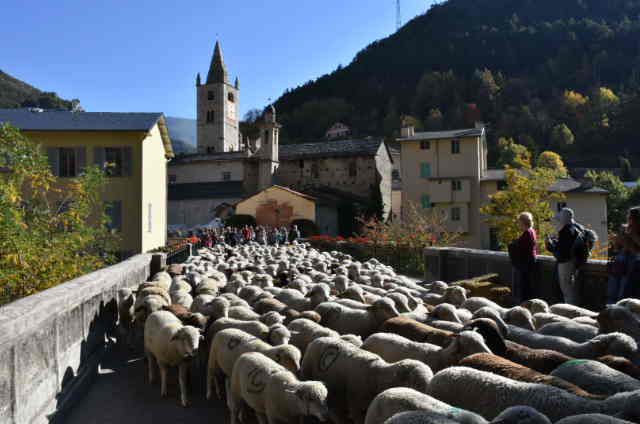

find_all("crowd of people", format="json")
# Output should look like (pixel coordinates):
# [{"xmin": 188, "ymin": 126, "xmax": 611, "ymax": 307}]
[
  {"xmin": 183, "ymin": 224, "xmax": 302, "ymax": 248},
  {"xmin": 508, "ymin": 206, "xmax": 640, "ymax": 307}
]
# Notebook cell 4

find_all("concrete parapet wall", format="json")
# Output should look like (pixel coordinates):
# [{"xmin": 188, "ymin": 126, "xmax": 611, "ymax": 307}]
[
  {"xmin": 0, "ymin": 254, "xmax": 159, "ymax": 424},
  {"xmin": 424, "ymin": 247, "xmax": 608, "ymax": 309}
]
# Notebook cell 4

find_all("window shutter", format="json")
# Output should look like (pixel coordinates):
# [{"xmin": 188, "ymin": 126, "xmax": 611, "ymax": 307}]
[
  {"xmin": 47, "ymin": 148, "xmax": 60, "ymax": 176},
  {"xmin": 75, "ymin": 147, "xmax": 86, "ymax": 174},
  {"xmin": 94, "ymin": 147, "xmax": 105, "ymax": 169},
  {"xmin": 123, "ymin": 147, "xmax": 133, "ymax": 176}
]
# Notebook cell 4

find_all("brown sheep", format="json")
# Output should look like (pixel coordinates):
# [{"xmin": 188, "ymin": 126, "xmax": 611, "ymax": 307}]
[
  {"xmin": 597, "ymin": 355, "xmax": 640, "ymax": 380},
  {"xmin": 380, "ymin": 317, "xmax": 455, "ymax": 347},
  {"xmin": 253, "ymin": 297, "xmax": 287, "ymax": 314},
  {"xmin": 162, "ymin": 304, "xmax": 207, "ymax": 331},
  {"xmin": 459, "ymin": 353, "xmax": 605, "ymax": 400}
]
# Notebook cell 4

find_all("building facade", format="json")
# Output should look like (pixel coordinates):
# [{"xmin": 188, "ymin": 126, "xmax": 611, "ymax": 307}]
[
  {"xmin": 168, "ymin": 41, "xmax": 393, "ymax": 232},
  {"xmin": 235, "ymin": 185, "xmax": 316, "ymax": 227},
  {"xmin": 398, "ymin": 124, "xmax": 608, "ymax": 249},
  {"xmin": 0, "ymin": 109, "xmax": 173, "ymax": 256}
]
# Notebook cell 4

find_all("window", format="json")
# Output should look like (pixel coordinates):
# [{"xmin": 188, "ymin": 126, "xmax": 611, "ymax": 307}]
[
  {"xmin": 147, "ymin": 203, "xmax": 152, "ymax": 233},
  {"xmin": 497, "ymin": 181, "xmax": 508, "ymax": 191},
  {"xmin": 451, "ymin": 207, "xmax": 461, "ymax": 221},
  {"xmin": 421, "ymin": 194, "xmax": 431, "ymax": 209},
  {"xmin": 222, "ymin": 171, "xmax": 231, "ymax": 181},
  {"xmin": 105, "ymin": 201, "xmax": 122, "ymax": 232},
  {"xmin": 168, "ymin": 174, "xmax": 177, "ymax": 184},
  {"xmin": 392, "ymin": 170, "xmax": 400, "ymax": 180},
  {"xmin": 420, "ymin": 140, "xmax": 431, "ymax": 150},
  {"xmin": 206, "ymin": 110, "xmax": 215, "ymax": 122},
  {"xmin": 228, "ymin": 92, "xmax": 235, "ymax": 103},
  {"xmin": 46, "ymin": 147, "xmax": 85, "ymax": 177},
  {"xmin": 452, "ymin": 180, "xmax": 462, "ymax": 191},
  {"xmin": 451, "ymin": 139, "xmax": 461, "ymax": 154},
  {"xmin": 207, "ymin": 146, "xmax": 215, "ymax": 154},
  {"xmin": 208, "ymin": 91, "xmax": 214, "ymax": 100},
  {"xmin": 311, "ymin": 162, "xmax": 319, "ymax": 178},
  {"xmin": 557, "ymin": 202, "xmax": 568, "ymax": 212},
  {"xmin": 420, "ymin": 163, "xmax": 431, "ymax": 178},
  {"xmin": 299, "ymin": 160, "xmax": 304, "ymax": 169},
  {"xmin": 94, "ymin": 147, "xmax": 132, "ymax": 177},
  {"xmin": 349, "ymin": 162, "xmax": 357, "ymax": 177}
]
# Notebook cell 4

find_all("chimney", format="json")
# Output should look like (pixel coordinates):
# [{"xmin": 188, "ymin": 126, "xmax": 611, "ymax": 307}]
[{"xmin": 401, "ymin": 125, "xmax": 415, "ymax": 138}]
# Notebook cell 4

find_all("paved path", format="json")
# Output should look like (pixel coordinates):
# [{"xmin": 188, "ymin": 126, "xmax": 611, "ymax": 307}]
[{"xmin": 65, "ymin": 345, "xmax": 229, "ymax": 424}]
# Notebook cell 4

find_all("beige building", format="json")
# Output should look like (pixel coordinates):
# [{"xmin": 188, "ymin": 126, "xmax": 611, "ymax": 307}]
[
  {"xmin": 0, "ymin": 109, "xmax": 173, "ymax": 256},
  {"xmin": 399, "ymin": 124, "xmax": 608, "ymax": 249},
  {"xmin": 235, "ymin": 185, "xmax": 316, "ymax": 227}
]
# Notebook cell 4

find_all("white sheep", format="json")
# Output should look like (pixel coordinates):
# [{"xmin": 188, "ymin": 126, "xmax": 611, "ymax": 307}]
[
  {"xmin": 537, "ymin": 320, "xmax": 599, "ymax": 343},
  {"xmin": 143, "ymin": 310, "xmax": 201, "ymax": 407},
  {"xmin": 228, "ymin": 352, "xmax": 330, "ymax": 424},
  {"xmin": 288, "ymin": 318, "xmax": 361, "ymax": 354},
  {"xmin": 365, "ymin": 387, "xmax": 489, "ymax": 424},
  {"xmin": 550, "ymin": 359, "xmax": 640, "ymax": 396},
  {"xmin": 301, "ymin": 336, "xmax": 433, "ymax": 424},
  {"xmin": 206, "ymin": 328, "xmax": 301, "ymax": 400},
  {"xmin": 549, "ymin": 304, "xmax": 598, "ymax": 319},
  {"xmin": 315, "ymin": 298, "xmax": 400, "ymax": 338},
  {"xmin": 428, "ymin": 366, "xmax": 640, "ymax": 422},
  {"xmin": 362, "ymin": 331, "xmax": 491, "ymax": 372},
  {"xmin": 207, "ymin": 317, "xmax": 291, "ymax": 346}
]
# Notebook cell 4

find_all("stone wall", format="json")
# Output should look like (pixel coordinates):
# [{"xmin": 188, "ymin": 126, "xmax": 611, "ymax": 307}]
[
  {"xmin": 0, "ymin": 253, "xmax": 162, "ymax": 424},
  {"xmin": 424, "ymin": 247, "xmax": 608, "ymax": 310}
]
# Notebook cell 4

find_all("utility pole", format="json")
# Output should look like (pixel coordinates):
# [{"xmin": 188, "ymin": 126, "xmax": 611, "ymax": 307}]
[{"xmin": 396, "ymin": 0, "xmax": 401, "ymax": 30}]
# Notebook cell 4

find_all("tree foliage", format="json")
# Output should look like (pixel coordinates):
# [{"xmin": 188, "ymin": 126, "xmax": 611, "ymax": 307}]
[
  {"xmin": 497, "ymin": 137, "xmax": 531, "ymax": 168},
  {"xmin": 481, "ymin": 149, "xmax": 566, "ymax": 251},
  {"xmin": 0, "ymin": 124, "xmax": 116, "ymax": 305},
  {"xmin": 537, "ymin": 151, "xmax": 568, "ymax": 176},
  {"xmin": 584, "ymin": 170, "xmax": 637, "ymax": 232}
]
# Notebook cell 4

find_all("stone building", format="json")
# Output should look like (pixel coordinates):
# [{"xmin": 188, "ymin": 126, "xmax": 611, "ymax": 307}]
[
  {"xmin": 325, "ymin": 122, "xmax": 350, "ymax": 139},
  {"xmin": 168, "ymin": 41, "xmax": 393, "ymax": 232},
  {"xmin": 399, "ymin": 123, "xmax": 608, "ymax": 249}
]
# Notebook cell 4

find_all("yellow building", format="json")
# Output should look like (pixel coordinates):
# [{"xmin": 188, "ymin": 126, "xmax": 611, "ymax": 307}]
[
  {"xmin": 235, "ymin": 185, "xmax": 316, "ymax": 227},
  {"xmin": 398, "ymin": 123, "xmax": 608, "ymax": 249},
  {"xmin": 0, "ymin": 109, "xmax": 174, "ymax": 256}
]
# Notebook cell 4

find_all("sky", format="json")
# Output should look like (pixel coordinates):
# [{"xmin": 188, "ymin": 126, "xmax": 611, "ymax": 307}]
[{"xmin": 1, "ymin": 0, "xmax": 433, "ymax": 119}]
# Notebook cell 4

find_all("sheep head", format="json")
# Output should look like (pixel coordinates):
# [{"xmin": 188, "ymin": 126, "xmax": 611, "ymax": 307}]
[
  {"xmin": 369, "ymin": 298, "xmax": 401, "ymax": 323},
  {"xmin": 391, "ymin": 360, "xmax": 433, "ymax": 393},
  {"xmin": 590, "ymin": 333, "xmax": 638, "ymax": 359},
  {"xmin": 270, "ymin": 344, "xmax": 302, "ymax": 373},
  {"xmin": 431, "ymin": 303, "xmax": 462, "ymax": 324},
  {"xmin": 287, "ymin": 382, "xmax": 330, "ymax": 422},
  {"xmin": 170, "ymin": 326, "xmax": 202, "ymax": 360},
  {"xmin": 521, "ymin": 298, "xmax": 550, "ymax": 314},
  {"xmin": 504, "ymin": 307, "xmax": 535, "ymax": 331},
  {"xmin": 442, "ymin": 286, "xmax": 467, "ymax": 306},
  {"xmin": 453, "ymin": 331, "xmax": 493, "ymax": 358},
  {"xmin": 268, "ymin": 324, "xmax": 292, "ymax": 346},
  {"xmin": 598, "ymin": 305, "xmax": 639, "ymax": 334},
  {"xmin": 463, "ymin": 318, "xmax": 507, "ymax": 357}
]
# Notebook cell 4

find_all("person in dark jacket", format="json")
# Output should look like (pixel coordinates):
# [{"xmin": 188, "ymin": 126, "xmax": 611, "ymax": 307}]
[
  {"xmin": 546, "ymin": 208, "xmax": 581, "ymax": 305},
  {"xmin": 509, "ymin": 212, "xmax": 537, "ymax": 304}
]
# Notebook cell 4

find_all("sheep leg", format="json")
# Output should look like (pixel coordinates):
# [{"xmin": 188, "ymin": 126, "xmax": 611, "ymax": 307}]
[
  {"xmin": 159, "ymin": 364, "xmax": 168, "ymax": 397},
  {"xmin": 178, "ymin": 362, "xmax": 189, "ymax": 407},
  {"xmin": 349, "ymin": 407, "xmax": 366, "ymax": 424},
  {"xmin": 257, "ymin": 413, "xmax": 268, "ymax": 424},
  {"xmin": 226, "ymin": 379, "xmax": 240, "ymax": 424},
  {"xmin": 146, "ymin": 351, "xmax": 156, "ymax": 383}
]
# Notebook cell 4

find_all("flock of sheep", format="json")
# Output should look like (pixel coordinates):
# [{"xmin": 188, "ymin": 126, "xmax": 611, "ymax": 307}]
[{"xmin": 117, "ymin": 242, "xmax": 640, "ymax": 424}]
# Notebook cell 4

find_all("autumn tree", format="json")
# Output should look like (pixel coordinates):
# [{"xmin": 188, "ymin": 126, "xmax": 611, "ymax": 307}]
[
  {"xmin": 550, "ymin": 123, "xmax": 575, "ymax": 149},
  {"xmin": 497, "ymin": 137, "xmax": 531, "ymax": 168},
  {"xmin": 537, "ymin": 151, "xmax": 568, "ymax": 176},
  {"xmin": 481, "ymin": 148, "xmax": 565, "ymax": 251},
  {"xmin": 0, "ymin": 124, "xmax": 117, "ymax": 305}
]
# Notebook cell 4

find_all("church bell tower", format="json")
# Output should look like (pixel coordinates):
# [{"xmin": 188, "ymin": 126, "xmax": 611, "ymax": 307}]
[{"xmin": 196, "ymin": 41, "xmax": 240, "ymax": 154}]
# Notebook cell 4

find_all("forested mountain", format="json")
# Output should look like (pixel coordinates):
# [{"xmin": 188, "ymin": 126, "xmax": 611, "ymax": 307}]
[
  {"xmin": 0, "ymin": 70, "xmax": 75, "ymax": 110},
  {"xmin": 274, "ymin": 0, "xmax": 640, "ymax": 167}
]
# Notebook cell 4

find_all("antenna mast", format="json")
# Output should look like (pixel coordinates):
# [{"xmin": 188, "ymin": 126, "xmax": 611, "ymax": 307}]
[{"xmin": 396, "ymin": 0, "xmax": 401, "ymax": 30}]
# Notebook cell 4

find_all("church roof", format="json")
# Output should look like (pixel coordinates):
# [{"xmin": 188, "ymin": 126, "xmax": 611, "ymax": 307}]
[
  {"xmin": 279, "ymin": 138, "xmax": 385, "ymax": 160},
  {"xmin": 206, "ymin": 41, "xmax": 228, "ymax": 84},
  {"xmin": 168, "ymin": 181, "xmax": 244, "ymax": 201}
]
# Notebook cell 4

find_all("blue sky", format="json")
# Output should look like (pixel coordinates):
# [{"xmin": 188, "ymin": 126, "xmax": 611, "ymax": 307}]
[{"xmin": 2, "ymin": 1, "xmax": 433, "ymax": 119}]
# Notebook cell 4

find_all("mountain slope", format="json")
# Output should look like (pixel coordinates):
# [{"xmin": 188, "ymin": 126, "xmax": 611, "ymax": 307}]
[
  {"xmin": 165, "ymin": 116, "xmax": 196, "ymax": 154},
  {"xmin": 274, "ymin": 0, "xmax": 640, "ymax": 166},
  {"xmin": 0, "ymin": 70, "xmax": 74, "ymax": 110}
]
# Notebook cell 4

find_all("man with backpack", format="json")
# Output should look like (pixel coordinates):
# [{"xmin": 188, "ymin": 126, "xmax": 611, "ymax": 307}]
[{"xmin": 545, "ymin": 207, "xmax": 597, "ymax": 305}]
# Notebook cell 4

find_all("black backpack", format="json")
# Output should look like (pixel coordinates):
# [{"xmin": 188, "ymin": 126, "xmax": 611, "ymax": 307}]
[{"xmin": 572, "ymin": 224, "xmax": 598, "ymax": 267}]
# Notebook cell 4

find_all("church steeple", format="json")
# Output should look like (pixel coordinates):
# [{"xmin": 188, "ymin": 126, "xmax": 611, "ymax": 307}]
[
  {"xmin": 235, "ymin": 76, "xmax": 240, "ymax": 89},
  {"xmin": 196, "ymin": 73, "xmax": 201, "ymax": 86},
  {"xmin": 206, "ymin": 41, "xmax": 228, "ymax": 84}
]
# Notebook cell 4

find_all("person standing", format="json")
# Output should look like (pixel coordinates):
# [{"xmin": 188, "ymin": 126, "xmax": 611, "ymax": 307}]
[
  {"xmin": 621, "ymin": 208, "xmax": 640, "ymax": 299},
  {"xmin": 508, "ymin": 212, "xmax": 537, "ymax": 304},
  {"xmin": 546, "ymin": 208, "xmax": 581, "ymax": 305}
]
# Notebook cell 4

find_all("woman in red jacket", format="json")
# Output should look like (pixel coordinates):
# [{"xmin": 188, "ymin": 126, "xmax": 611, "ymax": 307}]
[{"xmin": 508, "ymin": 212, "xmax": 537, "ymax": 304}]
